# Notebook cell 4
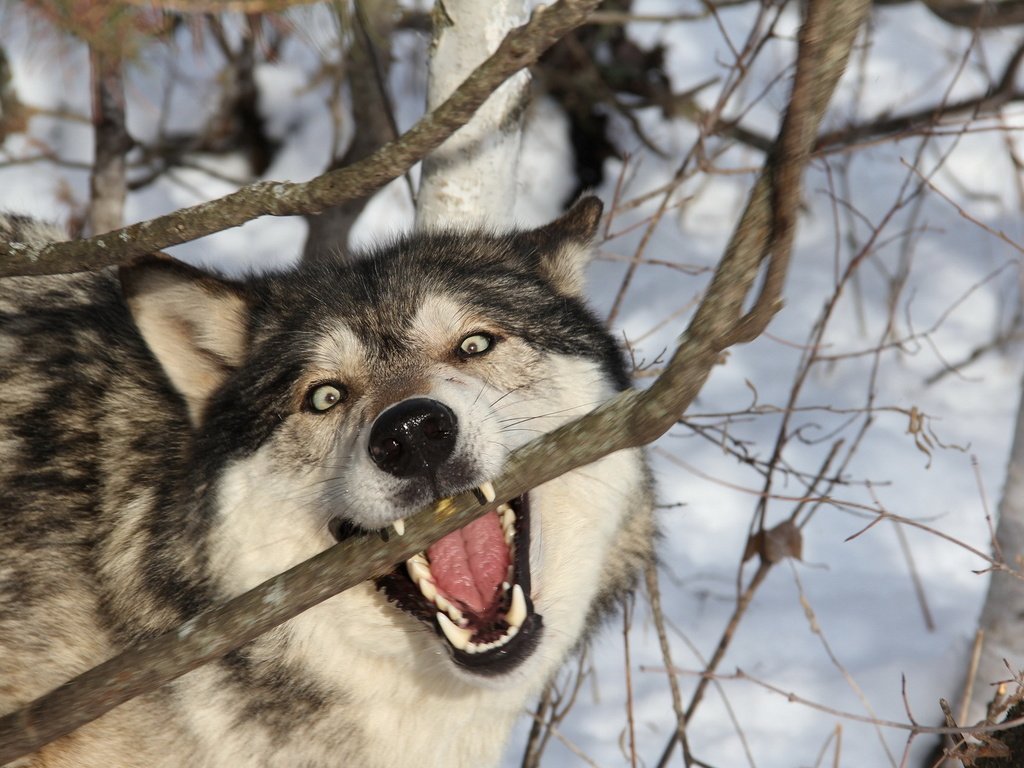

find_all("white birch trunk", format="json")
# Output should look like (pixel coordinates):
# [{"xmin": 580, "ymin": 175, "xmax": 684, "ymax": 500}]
[
  {"xmin": 967, "ymin": 369, "xmax": 1024, "ymax": 725},
  {"xmin": 415, "ymin": 0, "xmax": 530, "ymax": 229}
]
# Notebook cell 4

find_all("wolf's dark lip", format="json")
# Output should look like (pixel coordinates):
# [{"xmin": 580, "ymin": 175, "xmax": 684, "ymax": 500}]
[{"xmin": 329, "ymin": 493, "xmax": 542, "ymax": 675}]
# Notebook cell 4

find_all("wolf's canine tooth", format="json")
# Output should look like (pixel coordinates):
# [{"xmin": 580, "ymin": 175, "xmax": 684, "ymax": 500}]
[
  {"xmin": 478, "ymin": 481, "xmax": 496, "ymax": 503},
  {"xmin": 437, "ymin": 613, "xmax": 472, "ymax": 650},
  {"xmin": 507, "ymin": 584, "xmax": 528, "ymax": 628},
  {"xmin": 392, "ymin": 518, "xmax": 406, "ymax": 536}
]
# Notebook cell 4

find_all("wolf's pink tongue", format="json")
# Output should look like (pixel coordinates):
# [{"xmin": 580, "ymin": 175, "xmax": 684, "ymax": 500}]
[{"xmin": 427, "ymin": 511, "xmax": 510, "ymax": 615}]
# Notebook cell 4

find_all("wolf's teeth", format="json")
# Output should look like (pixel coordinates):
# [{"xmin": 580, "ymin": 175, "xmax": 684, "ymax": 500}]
[
  {"xmin": 437, "ymin": 612, "xmax": 472, "ymax": 650},
  {"xmin": 448, "ymin": 605, "xmax": 465, "ymax": 624},
  {"xmin": 507, "ymin": 584, "xmax": 528, "ymax": 628},
  {"xmin": 493, "ymin": 625, "xmax": 518, "ymax": 647},
  {"xmin": 392, "ymin": 518, "xmax": 406, "ymax": 536},
  {"xmin": 420, "ymin": 578, "xmax": 438, "ymax": 602},
  {"xmin": 433, "ymin": 594, "xmax": 463, "ymax": 624},
  {"xmin": 465, "ymin": 625, "xmax": 519, "ymax": 655},
  {"xmin": 499, "ymin": 503, "xmax": 516, "ymax": 544},
  {"xmin": 406, "ymin": 554, "xmax": 431, "ymax": 584},
  {"xmin": 466, "ymin": 639, "xmax": 491, "ymax": 654},
  {"xmin": 478, "ymin": 481, "xmax": 496, "ymax": 503}
]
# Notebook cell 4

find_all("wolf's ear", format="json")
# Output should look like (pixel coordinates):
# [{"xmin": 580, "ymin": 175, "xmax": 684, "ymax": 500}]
[
  {"xmin": 119, "ymin": 256, "xmax": 249, "ymax": 425},
  {"xmin": 526, "ymin": 196, "xmax": 603, "ymax": 297}
]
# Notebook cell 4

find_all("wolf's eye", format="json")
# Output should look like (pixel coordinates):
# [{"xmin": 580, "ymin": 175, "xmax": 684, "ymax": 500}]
[
  {"xmin": 308, "ymin": 383, "xmax": 346, "ymax": 412},
  {"xmin": 457, "ymin": 332, "xmax": 494, "ymax": 358}
]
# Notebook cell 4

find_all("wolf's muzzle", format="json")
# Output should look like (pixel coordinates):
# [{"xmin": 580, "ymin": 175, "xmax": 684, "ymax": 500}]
[{"xmin": 368, "ymin": 397, "xmax": 458, "ymax": 478}]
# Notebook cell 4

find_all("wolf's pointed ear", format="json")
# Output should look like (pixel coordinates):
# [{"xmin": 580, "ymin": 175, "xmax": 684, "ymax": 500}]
[
  {"xmin": 527, "ymin": 196, "xmax": 603, "ymax": 297},
  {"xmin": 119, "ymin": 256, "xmax": 249, "ymax": 425}
]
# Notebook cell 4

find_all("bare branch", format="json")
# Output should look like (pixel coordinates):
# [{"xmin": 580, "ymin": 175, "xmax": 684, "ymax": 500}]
[
  {"xmin": 816, "ymin": 40, "xmax": 1024, "ymax": 152},
  {"xmin": 0, "ymin": 0, "xmax": 602, "ymax": 277}
]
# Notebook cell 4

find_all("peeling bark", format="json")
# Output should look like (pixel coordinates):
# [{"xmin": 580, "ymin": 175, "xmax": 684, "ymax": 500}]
[{"xmin": 415, "ymin": 0, "xmax": 530, "ymax": 228}]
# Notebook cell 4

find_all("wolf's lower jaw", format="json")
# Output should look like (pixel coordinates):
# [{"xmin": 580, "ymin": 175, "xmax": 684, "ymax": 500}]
[{"xmin": 333, "ymin": 493, "xmax": 542, "ymax": 676}]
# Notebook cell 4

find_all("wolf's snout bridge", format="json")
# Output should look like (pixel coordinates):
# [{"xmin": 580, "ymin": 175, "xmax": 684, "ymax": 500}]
[{"xmin": 368, "ymin": 398, "xmax": 458, "ymax": 477}]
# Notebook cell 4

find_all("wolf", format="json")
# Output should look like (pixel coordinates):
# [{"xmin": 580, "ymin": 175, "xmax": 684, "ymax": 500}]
[{"xmin": 0, "ymin": 197, "xmax": 654, "ymax": 768}]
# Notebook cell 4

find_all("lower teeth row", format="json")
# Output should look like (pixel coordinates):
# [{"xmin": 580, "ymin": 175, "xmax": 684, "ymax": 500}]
[{"xmin": 435, "ymin": 583, "xmax": 528, "ymax": 652}]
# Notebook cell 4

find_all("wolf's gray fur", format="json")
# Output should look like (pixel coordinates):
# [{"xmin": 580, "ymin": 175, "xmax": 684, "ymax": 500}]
[{"xmin": 0, "ymin": 198, "xmax": 654, "ymax": 768}]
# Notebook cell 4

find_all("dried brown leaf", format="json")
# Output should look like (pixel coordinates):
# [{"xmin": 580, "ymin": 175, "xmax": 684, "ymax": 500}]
[{"xmin": 744, "ymin": 519, "xmax": 803, "ymax": 565}]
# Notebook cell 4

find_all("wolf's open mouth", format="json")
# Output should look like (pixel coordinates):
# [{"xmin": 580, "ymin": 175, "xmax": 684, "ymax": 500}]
[{"xmin": 330, "ymin": 492, "xmax": 542, "ymax": 675}]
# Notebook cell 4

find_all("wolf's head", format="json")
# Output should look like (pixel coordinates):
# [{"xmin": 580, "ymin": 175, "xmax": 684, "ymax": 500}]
[{"xmin": 119, "ymin": 197, "xmax": 652, "ymax": 688}]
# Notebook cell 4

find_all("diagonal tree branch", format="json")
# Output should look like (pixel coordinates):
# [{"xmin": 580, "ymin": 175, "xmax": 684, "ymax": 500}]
[
  {"xmin": 0, "ymin": 0, "xmax": 870, "ymax": 761},
  {"xmin": 0, "ymin": 0, "xmax": 600, "ymax": 278}
]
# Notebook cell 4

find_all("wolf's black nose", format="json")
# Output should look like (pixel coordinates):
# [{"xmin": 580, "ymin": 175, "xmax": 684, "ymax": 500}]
[{"xmin": 368, "ymin": 398, "xmax": 458, "ymax": 477}]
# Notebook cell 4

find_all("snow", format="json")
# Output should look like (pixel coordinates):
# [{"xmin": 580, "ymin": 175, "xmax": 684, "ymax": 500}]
[{"xmin": 2, "ymin": 2, "xmax": 1023, "ymax": 766}]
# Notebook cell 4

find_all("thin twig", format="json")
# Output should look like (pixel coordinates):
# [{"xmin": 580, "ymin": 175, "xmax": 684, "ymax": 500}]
[
  {"xmin": 622, "ymin": 594, "xmax": 638, "ymax": 768},
  {"xmin": 645, "ymin": 561, "xmax": 688, "ymax": 767},
  {"xmin": 788, "ymin": 560, "xmax": 899, "ymax": 767}
]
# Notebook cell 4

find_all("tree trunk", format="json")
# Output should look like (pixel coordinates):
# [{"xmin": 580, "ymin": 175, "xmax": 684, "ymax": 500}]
[
  {"xmin": 968, "ymin": 369, "xmax": 1024, "ymax": 724},
  {"xmin": 303, "ymin": 0, "xmax": 399, "ymax": 262},
  {"xmin": 415, "ymin": 0, "xmax": 529, "ymax": 228},
  {"xmin": 926, "ymin": 370, "xmax": 1024, "ymax": 766},
  {"xmin": 87, "ymin": 47, "xmax": 128, "ymax": 236}
]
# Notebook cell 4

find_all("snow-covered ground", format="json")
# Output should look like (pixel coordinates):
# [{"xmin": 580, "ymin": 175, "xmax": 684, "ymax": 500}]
[{"xmin": 2, "ymin": 2, "xmax": 1023, "ymax": 766}]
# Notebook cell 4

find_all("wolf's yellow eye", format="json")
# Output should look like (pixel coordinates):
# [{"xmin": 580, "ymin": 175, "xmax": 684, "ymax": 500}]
[
  {"xmin": 308, "ymin": 383, "xmax": 346, "ymax": 412},
  {"xmin": 458, "ymin": 333, "xmax": 493, "ymax": 358}
]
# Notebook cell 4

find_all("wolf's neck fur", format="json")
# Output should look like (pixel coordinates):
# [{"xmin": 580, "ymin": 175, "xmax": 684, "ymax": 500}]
[{"xmin": 166, "ymin": 594, "xmax": 531, "ymax": 768}]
